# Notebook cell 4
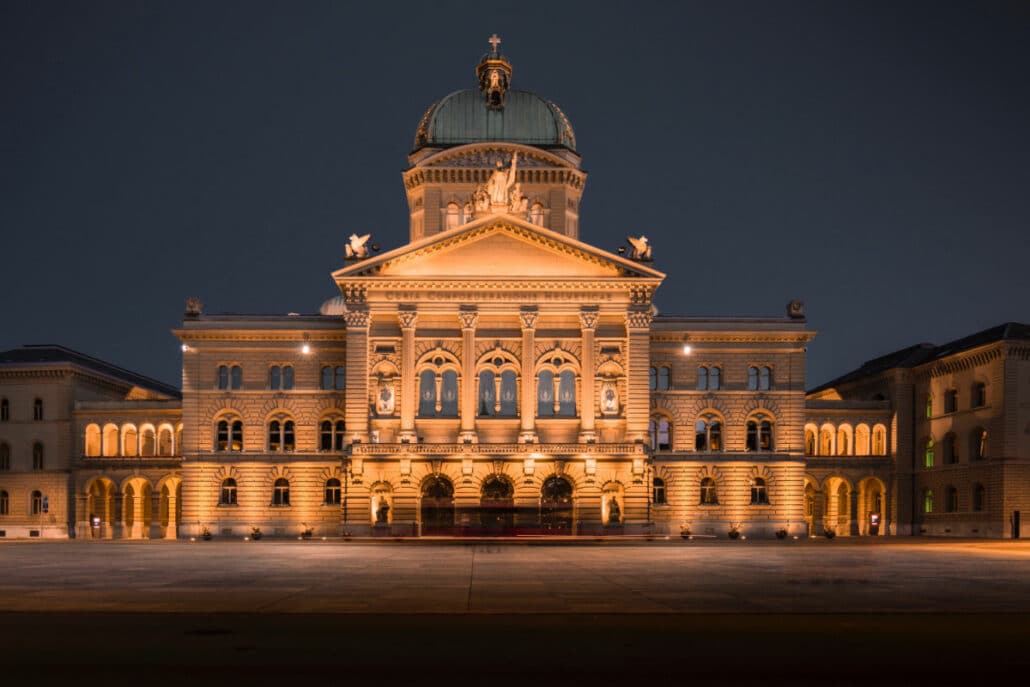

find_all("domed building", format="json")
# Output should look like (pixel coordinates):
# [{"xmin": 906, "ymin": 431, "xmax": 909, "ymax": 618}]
[{"xmin": 8, "ymin": 37, "xmax": 1025, "ymax": 542}]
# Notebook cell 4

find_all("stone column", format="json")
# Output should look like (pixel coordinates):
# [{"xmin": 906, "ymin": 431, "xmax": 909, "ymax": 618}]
[
  {"xmin": 810, "ymin": 489, "xmax": 825, "ymax": 537},
  {"xmin": 150, "ymin": 490, "xmax": 162, "ymax": 539},
  {"xmin": 130, "ymin": 491, "xmax": 144, "ymax": 539},
  {"xmin": 458, "ymin": 308, "xmax": 479, "ymax": 443},
  {"xmin": 111, "ymin": 494, "xmax": 124, "ymax": 539},
  {"xmin": 165, "ymin": 488, "xmax": 178, "ymax": 539},
  {"xmin": 849, "ymin": 488, "xmax": 860, "ymax": 536},
  {"xmin": 344, "ymin": 309, "xmax": 371, "ymax": 443},
  {"xmin": 398, "ymin": 308, "xmax": 418, "ymax": 443},
  {"xmin": 579, "ymin": 308, "xmax": 599, "ymax": 443},
  {"xmin": 519, "ymin": 308, "xmax": 538, "ymax": 444},
  {"xmin": 882, "ymin": 482, "xmax": 892, "ymax": 537},
  {"xmin": 625, "ymin": 309, "xmax": 653, "ymax": 443},
  {"xmin": 75, "ymin": 493, "xmax": 89, "ymax": 539}
]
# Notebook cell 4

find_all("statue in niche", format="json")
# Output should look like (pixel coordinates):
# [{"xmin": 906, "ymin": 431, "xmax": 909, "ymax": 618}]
[
  {"xmin": 375, "ymin": 498, "xmax": 390, "ymax": 525},
  {"xmin": 508, "ymin": 182, "xmax": 529, "ymax": 215},
  {"xmin": 600, "ymin": 381, "xmax": 619, "ymax": 415},
  {"xmin": 607, "ymin": 496, "xmax": 621, "ymax": 525},
  {"xmin": 376, "ymin": 381, "xmax": 395, "ymax": 415}
]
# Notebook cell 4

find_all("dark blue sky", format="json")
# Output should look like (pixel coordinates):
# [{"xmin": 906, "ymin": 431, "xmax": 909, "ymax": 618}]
[{"xmin": 2, "ymin": 1, "xmax": 1027, "ymax": 388}]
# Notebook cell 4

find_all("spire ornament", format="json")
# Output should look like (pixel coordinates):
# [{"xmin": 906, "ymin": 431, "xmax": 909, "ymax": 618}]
[{"xmin": 477, "ymin": 34, "xmax": 513, "ymax": 109}]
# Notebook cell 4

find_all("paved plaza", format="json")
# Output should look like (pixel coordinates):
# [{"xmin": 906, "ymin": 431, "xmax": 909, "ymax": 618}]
[
  {"xmin": 3, "ymin": 537, "xmax": 1030, "ymax": 614},
  {"xmin": 4, "ymin": 539, "xmax": 1030, "ymax": 685}
]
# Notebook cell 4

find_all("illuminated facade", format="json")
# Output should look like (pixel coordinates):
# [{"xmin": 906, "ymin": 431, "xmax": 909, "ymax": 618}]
[{"xmin": 1, "ymin": 40, "xmax": 1026, "ymax": 539}]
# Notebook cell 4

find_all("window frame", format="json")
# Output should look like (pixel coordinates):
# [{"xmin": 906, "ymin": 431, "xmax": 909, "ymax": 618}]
[
  {"xmin": 272, "ymin": 478, "xmax": 290, "ymax": 507},
  {"xmin": 750, "ymin": 477, "xmax": 770, "ymax": 505},
  {"xmin": 652, "ymin": 477, "xmax": 666, "ymax": 505},
  {"xmin": 219, "ymin": 478, "xmax": 238, "ymax": 506}
]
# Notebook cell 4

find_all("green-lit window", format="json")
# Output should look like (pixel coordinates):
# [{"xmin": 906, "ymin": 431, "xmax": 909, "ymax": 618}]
[
  {"xmin": 923, "ymin": 489, "xmax": 933, "ymax": 514},
  {"xmin": 924, "ymin": 439, "xmax": 934, "ymax": 468},
  {"xmin": 925, "ymin": 394, "xmax": 932, "ymax": 419}
]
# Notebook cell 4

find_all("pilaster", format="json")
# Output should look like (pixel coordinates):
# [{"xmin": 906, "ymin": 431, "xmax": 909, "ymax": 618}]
[
  {"xmin": 399, "ymin": 308, "xmax": 418, "ymax": 443},
  {"xmin": 459, "ymin": 308, "xmax": 479, "ymax": 443},
  {"xmin": 344, "ymin": 309, "xmax": 371, "ymax": 443},
  {"xmin": 625, "ymin": 309, "xmax": 653, "ymax": 443},
  {"xmin": 579, "ymin": 307, "xmax": 598, "ymax": 442},
  {"xmin": 519, "ymin": 308, "xmax": 538, "ymax": 443}
]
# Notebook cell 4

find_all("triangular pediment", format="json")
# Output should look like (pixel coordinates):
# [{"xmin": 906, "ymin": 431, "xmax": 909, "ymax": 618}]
[{"xmin": 333, "ymin": 215, "xmax": 665, "ymax": 282}]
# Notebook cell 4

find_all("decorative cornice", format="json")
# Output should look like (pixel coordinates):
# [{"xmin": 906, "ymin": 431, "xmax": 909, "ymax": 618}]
[
  {"xmin": 343, "ymin": 310, "xmax": 370, "ymax": 328},
  {"xmin": 626, "ymin": 310, "xmax": 653, "ymax": 330},
  {"xmin": 349, "ymin": 442, "xmax": 647, "ymax": 456}
]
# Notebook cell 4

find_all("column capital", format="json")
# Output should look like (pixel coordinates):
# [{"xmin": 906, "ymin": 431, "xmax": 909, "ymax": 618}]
[
  {"xmin": 625, "ymin": 309, "xmax": 653, "ymax": 330},
  {"xmin": 398, "ymin": 308, "xmax": 418, "ymax": 330},
  {"xmin": 579, "ymin": 308, "xmax": 599, "ymax": 331},
  {"xmin": 458, "ymin": 308, "xmax": 479, "ymax": 330},
  {"xmin": 343, "ymin": 309, "xmax": 370, "ymax": 328},
  {"xmin": 519, "ymin": 307, "xmax": 538, "ymax": 330}
]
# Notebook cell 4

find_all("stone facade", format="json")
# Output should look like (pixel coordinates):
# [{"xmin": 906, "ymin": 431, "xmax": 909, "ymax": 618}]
[{"xmin": 2, "ymin": 40, "xmax": 1026, "ymax": 540}]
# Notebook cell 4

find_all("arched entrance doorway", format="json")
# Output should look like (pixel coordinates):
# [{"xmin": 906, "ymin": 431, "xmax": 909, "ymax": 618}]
[
  {"xmin": 86, "ymin": 478, "xmax": 116, "ymax": 539},
  {"xmin": 859, "ymin": 477, "xmax": 886, "ymax": 536},
  {"xmin": 540, "ymin": 475, "xmax": 574, "ymax": 534},
  {"xmin": 479, "ymin": 475, "xmax": 515, "ymax": 534},
  {"xmin": 420, "ymin": 475, "xmax": 455, "ymax": 536}
]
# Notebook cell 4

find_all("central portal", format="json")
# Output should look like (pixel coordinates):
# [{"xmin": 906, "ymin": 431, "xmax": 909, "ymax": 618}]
[{"xmin": 420, "ymin": 475, "xmax": 455, "ymax": 536}]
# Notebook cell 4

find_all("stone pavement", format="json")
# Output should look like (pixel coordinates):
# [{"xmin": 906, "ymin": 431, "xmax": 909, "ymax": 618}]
[{"xmin": 2, "ymin": 538, "xmax": 1030, "ymax": 614}]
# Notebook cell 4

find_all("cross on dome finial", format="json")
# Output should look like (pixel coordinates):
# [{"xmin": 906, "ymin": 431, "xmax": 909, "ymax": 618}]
[{"xmin": 488, "ymin": 33, "xmax": 501, "ymax": 52}]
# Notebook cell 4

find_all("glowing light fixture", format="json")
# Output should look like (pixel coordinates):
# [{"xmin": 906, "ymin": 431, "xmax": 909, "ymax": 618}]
[
  {"xmin": 682, "ymin": 345, "xmax": 692, "ymax": 355},
  {"xmin": 301, "ymin": 344, "xmax": 311, "ymax": 355}
]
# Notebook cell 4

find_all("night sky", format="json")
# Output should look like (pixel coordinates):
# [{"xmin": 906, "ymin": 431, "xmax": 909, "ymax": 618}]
[{"xmin": 2, "ymin": 1, "xmax": 1027, "ymax": 388}]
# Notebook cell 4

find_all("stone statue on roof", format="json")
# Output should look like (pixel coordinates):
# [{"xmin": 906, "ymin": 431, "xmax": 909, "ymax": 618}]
[{"xmin": 487, "ymin": 151, "xmax": 518, "ymax": 205}]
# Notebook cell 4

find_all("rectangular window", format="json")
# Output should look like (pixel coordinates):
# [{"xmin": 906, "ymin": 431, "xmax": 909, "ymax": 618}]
[{"xmin": 944, "ymin": 390, "xmax": 957, "ymax": 414}]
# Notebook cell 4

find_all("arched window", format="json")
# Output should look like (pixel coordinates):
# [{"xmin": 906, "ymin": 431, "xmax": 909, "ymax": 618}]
[
  {"xmin": 478, "ymin": 370, "xmax": 496, "ymax": 416},
  {"xmin": 141, "ymin": 427, "xmax": 156, "ymax": 456},
  {"xmin": 925, "ymin": 394, "xmax": 933, "ymax": 419},
  {"xmin": 745, "ymin": 414, "xmax": 774, "ymax": 452},
  {"xmin": 872, "ymin": 425, "xmax": 887, "ymax": 456},
  {"xmin": 855, "ymin": 424, "xmax": 870, "ymax": 456},
  {"xmin": 32, "ymin": 442, "xmax": 44, "ymax": 470},
  {"xmin": 33, "ymin": 398, "xmax": 43, "ymax": 421},
  {"xmin": 85, "ymin": 425, "xmax": 101, "ymax": 457},
  {"xmin": 175, "ymin": 424, "xmax": 183, "ymax": 454},
  {"xmin": 804, "ymin": 429, "xmax": 816, "ymax": 456},
  {"xmin": 972, "ymin": 382, "xmax": 986, "ymax": 408},
  {"xmin": 158, "ymin": 426, "xmax": 173, "ymax": 456},
  {"xmin": 103, "ymin": 424, "xmax": 119, "ymax": 456},
  {"xmin": 699, "ymin": 477, "xmax": 718, "ymax": 505},
  {"xmin": 272, "ymin": 478, "xmax": 290, "ymax": 506},
  {"xmin": 268, "ymin": 419, "xmax": 295, "ymax": 452},
  {"xmin": 269, "ymin": 366, "xmax": 281, "ymax": 390},
  {"xmin": 215, "ymin": 418, "xmax": 243, "ymax": 452},
  {"xmin": 759, "ymin": 366, "xmax": 771, "ymax": 390},
  {"xmin": 0, "ymin": 397, "xmax": 8, "ymax": 422},
  {"xmin": 122, "ymin": 425, "xmax": 138, "ymax": 457},
  {"xmin": 750, "ymin": 477, "xmax": 769, "ymax": 505},
  {"xmin": 709, "ymin": 367, "xmax": 720, "ymax": 390},
  {"xmin": 529, "ymin": 202, "xmax": 544, "ymax": 226},
  {"xmin": 945, "ymin": 486, "xmax": 958, "ymax": 513},
  {"xmin": 747, "ymin": 366, "xmax": 758, "ymax": 391},
  {"xmin": 695, "ymin": 415, "xmax": 722, "ymax": 452},
  {"xmin": 0, "ymin": 442, "xmax": 9, "ymax": 471},
  {"xmin": 283, "ymin": 366, "xmax": 294, "ymax": 389},
  {"xmin": 649, "ymin": 416, "xmax": 671, "ymax": 451},
  {"xmin": 923, "ymin": 438, "xmax": 935, "ymax": 468},
  {"xmin": 499, "ymin": 370, "xmax": 517, "ymax": 416},
  {"xmin": 837, "ymin": 426, "xmax": 850, "ymax": 456},
  {"xmin": 819, "ymin": 427, "xmax": 833, "ymax": 456},
  {"xmin": 652, "ymin": 477, "xmax": 666, "ymax": 505},
  {"xmin": 538, "ymin": 370, "xmax": 555, "ymax": 417},
  {"xmin": 334, "ymin": 366, "xmax": 346, "ymax": 390},
  {"xmin": 972, "ymin": 483, "xmax": 985, "ymax": 512},
  {"xmin": 220, "ymin": 478, "xmax": 237, "ymax": 505},
  {"xmin": 923, "ymin": 489, "xmax": 934, "ymax": 514},
  {"xmin": 445, "ymin": 202, "xmax": 461, "ymax": 230},
  {"xmin": 696, "ymin": 366, "xmax": 708, "ymax": 391},
  {"xmin": 971, "ymin": 429, "xmax": 987, "ymax": 461},
  {"xmin": 441, "ymin": 370, "xmax": 458, "ymax": 416},
  {"xmin": 558, "ymin": 370, "xmax": 576, "ymax": 416},
  {"xmin": 418, "ymin": 369, "xmax": 437, "ymax": 417},
  {"xmin": 321, "ymin": 366, "xmax": 333, "ymax": 390},
  {"xmin": 656, "ymin": 366, "xmax": 671, "ymax": 391},
  {"xmin": 217, "ymin": 365, "xmax": 229, "ymax": 390},
  {"xmin": 0, "ymin": 490, "xmax": 7, "ymax": 515},
  {"xmin": 320, "ymin": 419, "xmax": 347, "ymax": 451},
  {"xmin": 942, "ymin": 433, "xmax": 957, "ymax": 465},
  {"xmin": 325, "ymin": 478, "xmax": 342, "ymax": 505},
  {"xmin": 31, "ymin": 490, "xmax": 43, "ymax": 515},
  {"xmin": 230, "ymin": 365, "xmax": 242, "ymax": 390},
  {"xmin": 648, "ymin": 366, "xmax": 657, "ymax": 391}
]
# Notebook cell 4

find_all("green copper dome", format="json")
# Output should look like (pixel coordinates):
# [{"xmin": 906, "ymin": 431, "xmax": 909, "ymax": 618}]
[{"xmin": 413, "ymin": 89, "xmax": 577, "ymax": 152}]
